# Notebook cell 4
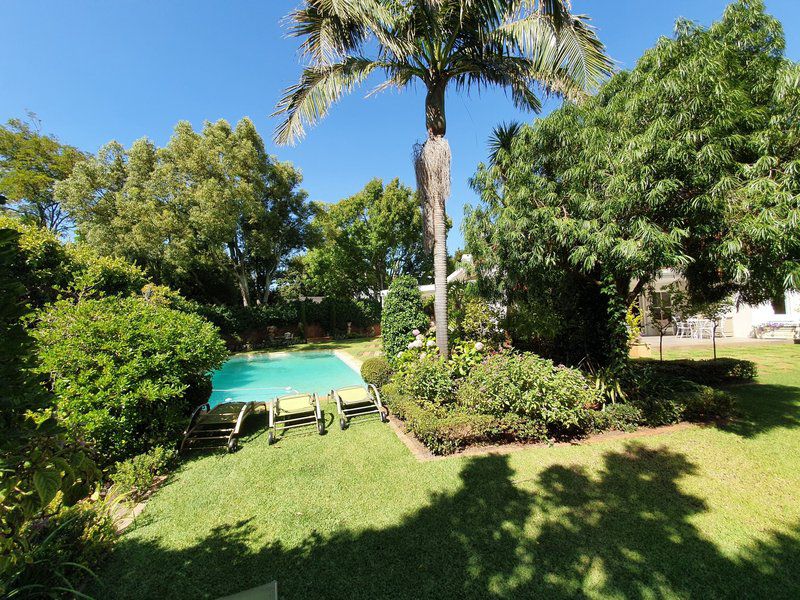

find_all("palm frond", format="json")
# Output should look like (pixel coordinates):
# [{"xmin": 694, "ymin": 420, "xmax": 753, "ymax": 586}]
[
  {"xmin": 492, "ymin": 10, "xmax": 614, "ymax": 98},
  {"xmin": 488, "ymin": 120, "xmax": 523, "ymax": 164},
  {"xmin": 272, "ymin": 57, "xmax": 382, "ymax": 145}
]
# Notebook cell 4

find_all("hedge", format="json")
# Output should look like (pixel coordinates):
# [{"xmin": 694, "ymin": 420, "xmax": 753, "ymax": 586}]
[{"xmin": 633, "ymin": 358, "xmax": 757, "ymax": 385}]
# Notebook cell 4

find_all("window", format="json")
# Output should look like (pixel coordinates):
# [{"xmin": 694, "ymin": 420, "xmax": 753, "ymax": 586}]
[
  {"xmin": 651, "ymin": 291, "xmax": 672, "ymax": 321},
  {"xmin": 771, "ymin": 295, "xmax": 787, "ymax": 315}
]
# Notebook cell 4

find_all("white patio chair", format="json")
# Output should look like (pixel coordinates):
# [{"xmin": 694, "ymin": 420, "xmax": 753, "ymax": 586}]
[{"xmin": 673, "ymin": 317, "xmax": 692, "ymax": 338}]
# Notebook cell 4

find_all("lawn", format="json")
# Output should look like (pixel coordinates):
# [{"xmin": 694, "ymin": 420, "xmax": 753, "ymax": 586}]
[
  {"xmin": 262, "ymin": 336, "xmax": 383, "ymax": 363},
  {"xmin": 95, "ymin": 343, "xmax": 800, "ymax": 599}
]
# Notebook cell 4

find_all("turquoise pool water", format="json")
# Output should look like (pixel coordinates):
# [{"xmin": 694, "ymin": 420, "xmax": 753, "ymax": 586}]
[{"xmin": 209, "ymin": 351, "xmax": 363, "ymax": 407}]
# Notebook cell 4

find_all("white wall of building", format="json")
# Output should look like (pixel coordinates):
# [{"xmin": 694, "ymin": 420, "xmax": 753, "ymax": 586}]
[{"xmin": 639, "ymin": 269, "xmax": 800, "ymax": 339}]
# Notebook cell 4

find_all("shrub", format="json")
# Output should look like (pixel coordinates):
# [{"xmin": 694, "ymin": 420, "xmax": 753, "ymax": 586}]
[
  {"xmin": 7, "ymin": 501, "xmax": 116, "ymax": 598},
  {"xmin": 682, "ymin": 386, "xmax": 734, "ymax": 422},
  {"xmin": 627, "ymin": 366, "xmax": 734, "ymax": 426},
  {"xmin": 361, "ymin": 357, "xmax": 393, "ymax": 389},
  {"xmin": 394, "ymin": 356, "xmax": 455, "ymax": 404},
  {"xmin": 381, "ymin": 275, "xmax": 428, "ymax": 364},
  {"xmin": 588, "ymin": 404, "xmax": 643, "ymax": 433},
  {"xmin": 33, "ymin": 296, "xmax": 228, "ymax": 465},
  {"xmin": 634, "ymin": 358, "xmax": 757, "ymax": 385},
  {"xmin": 383, "ymin": 384, "xmax": 495, "ymax": 455},
  {"xmin": 491, "ymin": 413, "xmax": 548, "ymax": 442},
  {"xmin": 111, "ymin": 446, "xmax": 177, "ymax": 501},
  {"xmin": 458, "ymin": 352, "xmax": 600, "ymax": 437}
]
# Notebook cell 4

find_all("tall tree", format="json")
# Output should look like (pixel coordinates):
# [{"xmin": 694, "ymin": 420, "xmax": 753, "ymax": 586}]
[
  {"xmin": 57, "ymin": 119, "xmax": 312, "ymax": 306},
  {"xmin": 302, "ymin": 178, "xmax": 430, "ymax": 300},
  {"xmin": 0, "ymin": 115, "xmax": 86, "ymax": 233},
  {"xmin": 466, "ymin": 0, "xmax": 799, "ymax": 368},
  {"xmin": 273, "ymin": 0, "xmax": 612, "ymax": 358}
]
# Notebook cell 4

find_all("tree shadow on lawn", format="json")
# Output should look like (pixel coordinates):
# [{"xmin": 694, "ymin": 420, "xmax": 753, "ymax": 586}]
[
  {"xmin": 721, "ymin": 383, "xmax": 800, "ymax": 438},
  {"xmin": 99, "ymin": 444, "xmax": 800, "ymax": 600}
]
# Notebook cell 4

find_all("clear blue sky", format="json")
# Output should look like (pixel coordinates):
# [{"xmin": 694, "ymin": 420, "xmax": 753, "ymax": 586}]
[{"xmin": 2, "ymin": 1, "xmax": 798, "ymax": 250}]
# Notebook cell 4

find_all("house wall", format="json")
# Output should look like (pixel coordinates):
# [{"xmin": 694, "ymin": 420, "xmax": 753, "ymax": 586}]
[{"xmin": 638, "ymin": 269, "xmax": 800, "ymax": 338}]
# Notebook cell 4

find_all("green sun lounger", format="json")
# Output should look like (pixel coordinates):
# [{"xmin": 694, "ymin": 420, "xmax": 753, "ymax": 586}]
[
  {"xmin": 267, "ymin": 392, "xmax": 325, "ymax": 444},
  {"xmin": 332, "ymin": 384, "xmax": 387, "ymax": 430}
]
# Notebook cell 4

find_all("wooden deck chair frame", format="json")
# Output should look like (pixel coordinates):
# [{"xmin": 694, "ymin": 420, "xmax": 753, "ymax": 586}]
[
  {"xmin": 332, "ymin": 384, "xmax": 387, "ymax": 430},
  {"xmin": 267, "ymin": 392, "xmax": 325, "ymax": 445}
]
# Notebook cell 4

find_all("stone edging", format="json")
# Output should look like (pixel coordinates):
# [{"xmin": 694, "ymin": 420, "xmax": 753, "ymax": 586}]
[{"xmin": 334, "ymin": 349, "xmax": 364, "ymax": 375}]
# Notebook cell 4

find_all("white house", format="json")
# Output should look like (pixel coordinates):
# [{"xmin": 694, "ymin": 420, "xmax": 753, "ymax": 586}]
[
  {"xmin": 378, "ymin": 255, "xmax": 474, "ymax": 303},
  {"xmin": 639, "ymin": 268, "xmax": 800, "ymax": 339}
]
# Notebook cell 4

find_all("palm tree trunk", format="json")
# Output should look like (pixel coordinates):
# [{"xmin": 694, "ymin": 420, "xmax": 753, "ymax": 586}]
[
  {"xmin": 413, "ymin": 134, "xmax": 451, "ymax": 359},
  {"xmin": 413, "ymin": 82, "xmax": 450, "ymax": 358},
  {"xmin": 432, "ymin": 167, "xmax": 449, "ymax": 359}
]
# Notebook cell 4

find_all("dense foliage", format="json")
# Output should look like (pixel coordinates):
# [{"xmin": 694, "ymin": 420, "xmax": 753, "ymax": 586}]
[
  {"xmin": 381, "ymin": 276, "xmax": 429, "ymax": 364},
  {"xmin": 0, "ymin": 213, "xmax": 148, "ymax": 309},
  {"xmin": 296, "ymin": 179, "xmax": 431, "ymax": 301},
  {"xmin": 0, "ymin": 226, "xmax": 97, "ymax": 593},
  {"xmin": 634, "ymin": 358, "xmax": 757, "ymax": 386},
  {"xmin": 457, "ymin": 353, "xmax": 600, "ymax": 438},
  {"xmin": 33, "ymin": 296, "xmax": 228, "ymax": 465},
  {"xmin": 466, "ymin": 0, "xmax": 800, "ymax": 369},
  {"xmin": 57, "ymin": 118, "xmax": 313, "ymax": 306},
  {"xmin": 111, "ymin": 446, "xmax": 177, "ymax": 502},
  {"xmin": 0, "ymin": 115, "xmax": 86, "ymax": 232},
  {"xmin": 360, "ymin": 357, "xmax": 393, "ymax": 389}
]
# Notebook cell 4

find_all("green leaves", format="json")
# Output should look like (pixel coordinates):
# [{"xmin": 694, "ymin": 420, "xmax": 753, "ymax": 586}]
[
  {"xmin": 466, "ymin": 0, "xmax": 799, "ymax": 365},
  {"xmin": 274, "ymin": 0, "xmax": 612, "ymax": 145},
  {"xmin": 32, "ymin": 469, "xmax": 62, "ymax": 506}
]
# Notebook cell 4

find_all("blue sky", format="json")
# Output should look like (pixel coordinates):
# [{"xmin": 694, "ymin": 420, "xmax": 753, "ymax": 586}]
[{"xmin": 2, "ymin": 0, "xmax": 798, "ymax": 250}]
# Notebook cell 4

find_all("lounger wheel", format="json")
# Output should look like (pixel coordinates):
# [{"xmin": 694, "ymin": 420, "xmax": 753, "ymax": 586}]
[
  {"xmin": 227, "ymin": 438, "xmax": 238, "ymax": 453},
  {"xmin": 379, "ymin": 408, "xmax": 388, "ymax": 423},
  {"xmin": 339, "ymin": 416, "xmax": 347, "ymax": 430},
  {"xmin": 317, "ymin": 419, "xmax": 326, "ymax": 435},
  {"xmin": 268, "ymin": 430, "xmax": 275, "ymax": 445}
]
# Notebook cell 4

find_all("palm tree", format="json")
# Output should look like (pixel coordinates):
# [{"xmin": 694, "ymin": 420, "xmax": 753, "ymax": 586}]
[{"xmin": 273, "ymin": 0, "xmax": 612, "ymax": 358}]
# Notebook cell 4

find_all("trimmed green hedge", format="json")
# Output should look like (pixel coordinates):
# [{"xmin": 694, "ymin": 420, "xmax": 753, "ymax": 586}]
[
  {"xmin": 361, "ymin": 357, "xmax": 393, "ymax": 389},
  {"xmin": 383, "ymin": 384, "xmax": 496, "ymax": 454},
  {"xmin": 381, "ymin": 276, "xmax": 429, "ymax": 364},
  {"xmin": 193, "ymin": 297, "xmax": 381, "ymax": 338},
  {"xmin": 633, "ymin": 358, "xmax": 757, "ymax": 385}
]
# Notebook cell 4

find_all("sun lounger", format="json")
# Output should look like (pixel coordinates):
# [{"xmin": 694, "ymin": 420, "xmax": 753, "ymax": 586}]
[
  {"xmin": 267, "ymin": 392, "xmax": 325, "ymax": 444},
  {"xmin": 331, "ymin": 384, "xmax": 387, "ymax": 430},
  {"xmin": 180, "ymin": 401, "xmax": 256, "ymax": 453}
]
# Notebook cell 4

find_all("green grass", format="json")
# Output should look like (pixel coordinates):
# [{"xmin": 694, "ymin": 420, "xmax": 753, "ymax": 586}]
[
  {"xmin": 246, "ymin": 336, "xmax": 382, "ymax": 363},
  {"xmin": 96, "ymin": 344, "xmax": 800, "ymax": 599}
]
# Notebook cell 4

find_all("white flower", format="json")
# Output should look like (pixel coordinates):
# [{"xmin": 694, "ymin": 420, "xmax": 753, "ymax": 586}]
[
  {"xmin": 426, "ymin": 340, "xmax": 436, "ymax": 348},
  {"xmin": 407, "ymin": 342, "xmax": 415, "ymax": 349},
  {"xmin": 475, "ymin": 342, "xmax": 485, "ymax": 351},
  {"xmin": 412, "ymin": 329, "xmax": 421, "ymax": 336},
  {"xmin": 416, "ymin": 334, "xmax": 425, "ymax": 342},
  {"xmin": 419, "ymin": 352, "xmax": 427, "ymax": 360},
  {"xmin": 397, "ymin": 351, "xmax": 403, "ymax": 357}
]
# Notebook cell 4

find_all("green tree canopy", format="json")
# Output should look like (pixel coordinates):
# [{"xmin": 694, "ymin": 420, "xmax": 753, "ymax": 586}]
[
  {"xmin": 298, "ymin": 178, "xmax": 430, "ymax": 301},
  {"xmin": 57, "ymin": 118, "xmax": 313, "ymax": 306},
  {"xmin": 0, "ymin": 115, "xmax": 86, "ymax": 233},
  {"xmin": 466, "ymin": 0, "xmax": 800, "ymax": 367}
]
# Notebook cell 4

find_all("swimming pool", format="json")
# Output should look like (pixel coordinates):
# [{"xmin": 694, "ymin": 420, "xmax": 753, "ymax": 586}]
[{"xmin": 209, "ymin": 351, "xmax": 363, "ymax": 407}]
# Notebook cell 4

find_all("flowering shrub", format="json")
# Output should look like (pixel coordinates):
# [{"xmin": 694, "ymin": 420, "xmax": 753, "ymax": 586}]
[{"xmin": 394, "ymin": 355, "xmax": 454, "ymax": 405}]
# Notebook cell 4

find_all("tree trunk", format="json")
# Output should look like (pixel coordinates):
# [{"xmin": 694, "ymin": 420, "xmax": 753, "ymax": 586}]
[
  {"xmin": 228, "ymin": 242, "xmax": 251, "ymax": 307},
  {"xmin": 413, "ymin": 134, "xmax": 451, "ymax": 359},
  {"xmin": 413, "ymin": 82, "xmax": 450, "ymax": 358}
]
